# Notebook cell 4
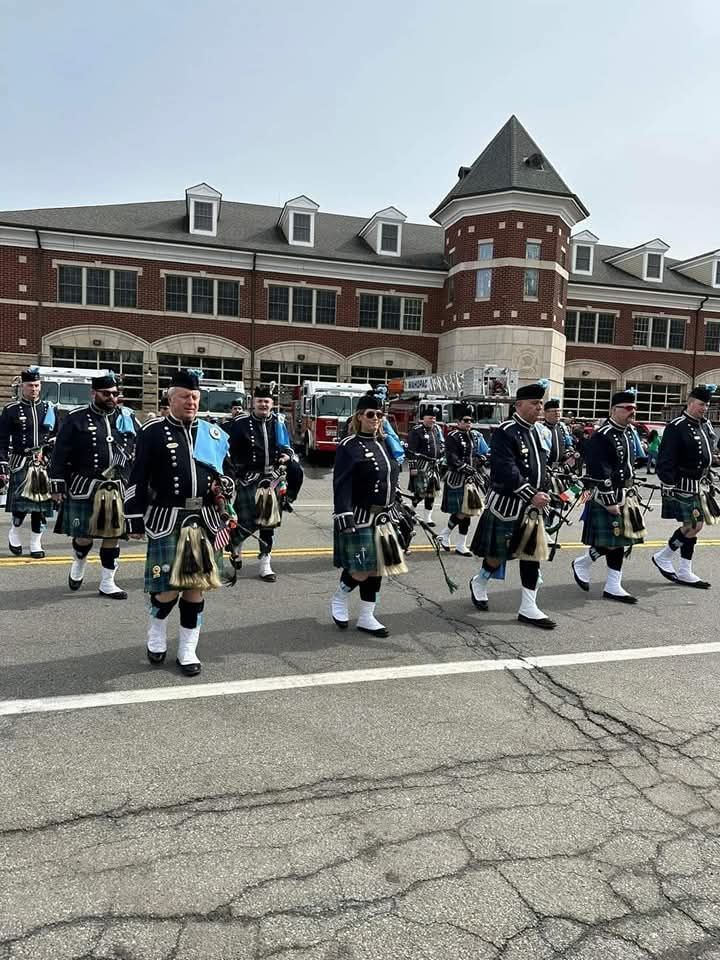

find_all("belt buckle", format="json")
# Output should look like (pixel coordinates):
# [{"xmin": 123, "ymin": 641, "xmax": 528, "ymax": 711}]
[{"xmin": 184, "ymin": 497, "xmax": 203, "ymax": 509}]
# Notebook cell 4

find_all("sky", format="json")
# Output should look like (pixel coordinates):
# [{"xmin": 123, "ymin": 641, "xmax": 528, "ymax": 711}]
[{"xmin": 0, "ymin": 0, "xmax": 718, "ymax": 259}]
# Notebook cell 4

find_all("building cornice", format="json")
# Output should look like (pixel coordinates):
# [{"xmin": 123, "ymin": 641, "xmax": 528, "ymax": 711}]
[
  {"xmin": 568, "ymin": 282, "xmax": 720, "ymax": 312},
  {"xmin": 432, "ymin": 190, "xmax": 587, "ymax": 230}
]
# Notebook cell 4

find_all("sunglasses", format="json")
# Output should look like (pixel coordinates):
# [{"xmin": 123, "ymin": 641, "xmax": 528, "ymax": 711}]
[
  {"xmin": 361, "ymin": 410, "xmax": 383, "ymax": 419},
  {"xmin": 98, "ymin": 390, "xmax": 119, "ymax": 397},
  {"xmin": 615, "ymin": 404, "xmax": 636, "ymax": 411},
  {"xmin": 460, "ymin": 417, "xmax": 473, "ymax": 423}
]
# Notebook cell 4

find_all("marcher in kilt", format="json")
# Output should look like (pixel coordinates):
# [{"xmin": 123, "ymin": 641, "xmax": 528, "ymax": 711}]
[
  {"xmin": 407, "ymin": 406, "xmax": 444, "ymax": 527},
  {"xmin": 438, "ymin": 403, "xmax": 477, "ymax": 556},
  {"xmin": 226, "ymin": 385, "xmax": 302, "ymax": 583},
  {"xmin": 0, "ymin": 366, "xmax": 56, "ymax": 558},
  {"xmin": 330, "ymin": 394, "xmax": 403, "ymax": 638},
  {"xmin": 542, "ymin": 398, "xmax": 576, "ymax": 469},
  {"xmin": 571, "ymin": 390, "xmax": 642, "ymax": 603},
  {"xmin": 651, "ymin": 384, "xmax": 717, "ymax": 588},
  {"xmin": 469, "ymin": 380, "xmax": 556, "ymax": 629},
  {"xmin": 126, "ymin": 369, "xmax": 232, "ymax": 677},
  {"xmin": 49, "ymin": 371, "xmax": 139, "ymax": 598}
]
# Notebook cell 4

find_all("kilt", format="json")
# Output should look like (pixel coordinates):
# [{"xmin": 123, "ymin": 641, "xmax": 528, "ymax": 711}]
[
  {"xmin": 581, "ymin": 501, "xmax": 640, "ymax": 550},
  {"xmin": 470, "ymin": 511, "xmax": 517, "ymax": 562},
  {"xmin": 661, "ymin": 490, "xmax": 703, "ymax": 526},
  {"xmin": 333, "ymin": 524, "xmax": 378, "ymax": 573},
  {"xmin": 233, "ymin": 480, "xmax": 282, "ymax": 536},
  {"xmin": 441, "ymin": 482, "xmax": 465, "ymax": 515},
  {"xmin": 5, "ymin": 466, "xmax": 54, "ymax": 517},
  {"xmin": 409, "ymin": 463, "xmax": 440, "ymax": 502},
  {"xmin": 55, "ymin": 495, "xmax": 93, "ymax": 538},
  {"xmin": 144, "ymin": 520, "xmax": 224, "ymax": 593}
]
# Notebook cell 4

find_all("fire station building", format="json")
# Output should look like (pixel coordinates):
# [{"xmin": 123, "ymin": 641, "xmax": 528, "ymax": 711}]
[{"xmin": 2, "ymin": 115, "xmax": 719, "ymax": 420}]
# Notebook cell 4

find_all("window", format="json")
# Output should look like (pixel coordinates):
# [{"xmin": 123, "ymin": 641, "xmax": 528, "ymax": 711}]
[
  {"xmin": 266, "ymin": 285, "xmax": 337, "ymax": 325},
  {"xmin": 50, "ymin": 346, "xmax": 144, "ymax": 404},
  {"xmin": 164, "ymin": 275, "xmax": 241, "ymax": 316},
  {"xmin": 476, "ymin": 269, "xmax": 492, "ymax": 299},
  {"xmin": 57, "ymin": 265, "xmax": 138, "ymax": 308},
  {"xmin": 193, "ymin": 201, "xmax": 214, "ymax": 232},
  {"xmin": 645, "ymin": 253, "xmax": 663, "ymax": 280},
  {"xmin": 259, "ymin": 362, "xmax": 338, "ymax": 395},
  {"xmin": 573, "ymin": 245, "xmax": 592, "ymax": 273},
  {"xmin": 524, "ymin": 269, "xmax": 539, "ymax": 299},
  {"xmin": 633, "ymin": 315, "xmax": 685, "ymax": 350},
  {"xmin": 292, "ymin": 213, "xmax": 312, "ymax": 243},
  {"xmin": 705, "ymin": 322, "xmax": 720, "ymax": 353},
  {"xmin": 563, "ymin": 378, "xmax": 613, "ymax": 420},
  {"xmin": 350, "ymin": 366, "xmax": 424, "ymax": 385},
  {"xmin": 380, "ymin": 223, "xmax": 399, "ymax": 253},
  {"xmin": 357, "ymin": 293, "xmax": 423, "ymax": 332},
  {"xmin": 157, "ymin": 353, "xmax": 244, "ymax": 401},
  {"xmin": 565, "ymin": 310, "xmax": 615, "ymax": 345},
  {"xmin": 526, "ymin": 241, "xmax": 541, "ymax": 260},
  {"xmin": 478, "ymin": 241, "xmax": 493, "ymax": 260},
  {"xmin": 447, "ymin": 275, "xmax": 455, "ymax": 305},
  {"xmin": 715, "ymin": 262, "xmax": 720, "ymax": 287},
  {"xmin": 629, "ymin": 382, "xmax": 685, "ymax": 420}
]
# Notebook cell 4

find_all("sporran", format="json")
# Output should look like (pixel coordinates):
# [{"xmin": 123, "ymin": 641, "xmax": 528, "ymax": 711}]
[
  {"xmin": 169, "ymin": 516, "xmax": 221, "ymax": 591},
  {"xmin": 89, "ymin": 481, "xmax": 125, "ymax": 538}
]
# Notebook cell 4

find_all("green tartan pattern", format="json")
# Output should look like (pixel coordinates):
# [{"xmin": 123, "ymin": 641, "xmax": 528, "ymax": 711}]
[
  {"xmin": 55, "ymin": 495, "xmax": 93, "ymax": 537},
  {"xmin": 661, "ymin": 491, "xmax": 703, "ymax": 526},
  {"xmin": 233, "ymin": 481, "xmax": 259, "ymax": 533},
  {"xmin": 470, "ymin": 511, "xmax": 518, "ymax": 562},
  {"xmin": 441, "ymin": 482, "xmax": 465, "ymax": 516},
  {"xmin": 409, "ymin": 466, "xmax": 440, "ymax": 502},
  {"xmin": 5, "ymin": 466, "xmax": 54, "ymax": 517},
  {"xmin": 581, "ymin": 501, "xmax": 641, "ymax": 549},
  {"xmin": 333, "ymin": 525, "xmax": 378, "ymax": 572},
  {"xmin": 144, "ymin": 523, "xmax": 224, "ymax": 593}
]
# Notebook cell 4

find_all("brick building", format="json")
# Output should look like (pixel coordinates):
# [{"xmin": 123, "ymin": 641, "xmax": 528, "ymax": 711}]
[{"xmin": 1, "ymin": 115, "xmax": 719, "ymax": 420}]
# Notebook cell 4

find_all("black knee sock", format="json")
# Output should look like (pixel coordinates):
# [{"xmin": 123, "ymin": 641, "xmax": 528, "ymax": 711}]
[
  {"xmin": 99, "ymin": 545, "xmax": 120, "ymax": 571},
  {"xmin": 424, "ymin": 496, "xmax": 434, "ymax": 511},
  {"xmin": 179, "ymin": 597, "xmax": 204, "ymax": 629},
  {"xmin": 341, "ymin": 569, "xmax": 358, "ymax": 591},
  {"xmin": 258, "ymin": 529, "xmax": 274, "ymax": 556},
  {"xmin": 605, "ymin": 547, "xmax": 624, "ymax": 571},
  {"xmin": 519, "ymin": 560, "xmax": 539, "ymax": 590},
  {"xmin": 72, "ymin": 538, "xmax": 93, "ymax": 559},
  {"xmin": 482, "ymin": 559, "xmax": 500, "ymax": 575},
  {"xmin": 150, "ymin": 593, "xmax": 179, "ymax": 620},
  {"xmin": 680, "ymin": 537, "xmax": 696, "ymax": 561},
  {"xmin": 458, "ymin": 516, "xmax": 471, "ymax": 535},
  {"xmin": 30, "ymin": 512, "xmax": 43, "ymax": 533},
  {"xmin": 448, "ymin": 514, "xmax": 459, "ymax": 530},
  {"xmin": 669, "ymin": 528, "xmax": 687, "ymax": 552},
  {"xmin": 12, "ymin": 511, "xmax": 27, "ymax": 528},
  {"xmin": 359, "ymin": 576, "xmax": 382, "ymax": 602}
]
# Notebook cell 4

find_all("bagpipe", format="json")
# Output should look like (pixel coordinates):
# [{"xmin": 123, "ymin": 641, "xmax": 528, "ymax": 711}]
[
  {"xmin": 699, "ymin": 468, "xmax": 720, "ymax": 525},
  {"xmin": 19, "ymin": 442, "xmax": 54, "ymax": 503},
  {"xmin": 396, "ymin": 491, "xmax": 459, "ymax": 594},
  {"xmin": 581, "ymin": 474, "xmax": 659, "ymax": 557}
]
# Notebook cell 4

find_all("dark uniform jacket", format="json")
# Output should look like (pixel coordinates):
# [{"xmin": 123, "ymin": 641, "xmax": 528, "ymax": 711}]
[
  {"xmin": 486, "ymin": 414, "xmax": 547, "ymax": 520},
  {"xmin": 333, "ymin": 431, "xmax": 400, "ymax": 530},
  {"xmin": 546, "ymin": 421, "xmax": 571, "ymax": 467},
  {"xmin": 0, "ymin": 398, "xmax": 55, "ymax": 469},
  {"xmin": 49, "ymin": 404, "xmax": 139, "ymax": 497},
  {"xmin": 443, "ymin": 427, "xmax": 473, "ymax": 490},
  {"xmin": 583, "ymin": 418, "xmax": 636, "ymax": 506},
  {"xmin": 407, "ymin": 423, "xmax": 444, "ymax": 466},
  {"xmin": 125, "ymin": 415, "xmax": 228, "ymax": 537},
  {"xmin": 226, "ymin": 413, "xmax": 294, "ymax": 484},
  {"xmin": 656, "ymin": 413, "xmax": 715, "ymax": 493}
]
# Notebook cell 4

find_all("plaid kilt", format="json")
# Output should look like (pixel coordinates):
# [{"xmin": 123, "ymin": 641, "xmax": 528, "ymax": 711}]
[
  {"xmin": 333, "ymin": 524, "xmax": 378, "ymax": 573},
  {"xmin": 581, "ymin": 501, "xmax": 640, "ymax": 549},
  {"xmin": 661, "ymin": 490, "xmax": 703, "ymax": 526},
  {"xmin": 144, "ymin": 519, "xmax": 224, "ymax": 593},
  {"xmin": 233, "ymin": 480, "xmax": 283, "ymax": 536},
  {"xmin": 5, "ymin": 466, "xmax": 54, "ymax": 517},
  {"xmin": 55, "ymin": 495, "xmax": 94, "ymax": 538},
  {"xmin": 409, "ymin": 464, "xmax": 440, "ymax": 502},
  {"xmin": 470, "ymin": 511, "xmax": 517, "ymax": 562},
  {"xmin": 441, "ymin": 482, "xmax": 465, "ymax": 515}
]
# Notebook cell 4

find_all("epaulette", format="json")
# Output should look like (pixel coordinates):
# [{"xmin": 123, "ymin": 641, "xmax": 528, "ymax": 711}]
[
  {"xmin": 669, "ymin": 416, "xmax": 685, "ymax": 426},
  {"xmin": 498, "ymin": 419, "xmax": 515, "ymax": 431},
  {"xmin": 140, "ymin": 417, "xmax": 160, "ymax": 431},
  {"xmin": 68, "ymin": 404, "xmax": 89, "ymax": 415},
  {"xmin": 3, "ymin": 400, "xmax": 20, "ymax": 411},
  {"xmin": 338, "ymin": 434, "xmax": 356, "ymax": 447}
]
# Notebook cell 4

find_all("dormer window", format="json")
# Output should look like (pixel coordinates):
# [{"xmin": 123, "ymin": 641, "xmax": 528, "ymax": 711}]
[
  {"xmin": 570, "ymin": 230, "xmax": 598, "ymax": 275},
  {"xmin": 279, "ymin": 195, "xmax": 319, "ymax": 247},
  {"xmin": 715, "ymin": 262, "xmax": 720, "ymax": 288},
  {"xmin": 574, "ymin": 245, "xmax": 592, "ymax": 272},
  {"xmin": 185, "ymin": 183, "xmax": 222, "ymax": 237},
  {"xmin": 359, "ymin": 206, "xmax": 406, "ymax": 257},
  {"xmin": 645, "ymin": 252, "xmax": 663, "ymax": 281},
  {"xmin": 380, "ymin": 223, "xmax": 399, "ymax": 254}
]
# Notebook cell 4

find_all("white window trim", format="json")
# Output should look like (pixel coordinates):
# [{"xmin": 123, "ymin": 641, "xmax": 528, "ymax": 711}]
[
  {"xmin": 290, "ymin": 211, "xmax": 315, "ymax": 247},
  {"xmin": 162, "ymin": 274, "xmax": 243, "ymax": 317},
  {"xmin": 355, "ymin": 291, "xmax": 424, "ymax": 332},
  {"xmin": 378, "ymin": 222, "xmax": 402, "ymax": 257},
  {"xmin": 572, "ymin": 244, "xmax": 594, "ymax": 275},
  {"xmin": 523, "ymin": 267, "xmax": 540, "ymax": 300},
  {"xmin": 56, "ymin": 263, "xmax": 140, "ymax": 308},
  {"xmin": 475, "ymin": 267, "xmax": 492, "ymax": 301},
  {"xmin": 477, "ymin": 239, "xmax": 494, "ymax": 260},
  {"xmin": 525, "ymin": 240, "xmax": 542, "ymax": 261},
  {"xmin": 265, "ymin": 283, "xmax": 339, "ymax": 326},
  {"xmin": 189, "ymin": 198, "xmax": 218, "ymax": 237},
  {"xmin": 565, "ymin": 309, "xmax": 617, "ymax": 345},
  {"xmin": 714, "ymin": 260, "xmax": 720, "ymax": 289},
  {"xmin": 643, "ymin": 252, "xmax": 664, "ymax": 282}
]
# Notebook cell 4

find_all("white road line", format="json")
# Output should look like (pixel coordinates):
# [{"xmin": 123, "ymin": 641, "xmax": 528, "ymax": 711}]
[{"xmin": 2, "ymin": 641, "xmax": 720, "ymax": 717}]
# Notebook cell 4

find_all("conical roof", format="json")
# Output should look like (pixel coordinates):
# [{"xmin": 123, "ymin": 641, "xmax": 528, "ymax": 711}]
[{"xmin": 431, "ymin": 115, "xmax": 588, "ymax": 220}]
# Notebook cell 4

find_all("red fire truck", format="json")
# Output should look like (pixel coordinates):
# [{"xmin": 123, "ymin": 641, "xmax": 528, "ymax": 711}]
[{"xmin": 290, "ymin": 380, "xmax": 371, "ymax": 458}]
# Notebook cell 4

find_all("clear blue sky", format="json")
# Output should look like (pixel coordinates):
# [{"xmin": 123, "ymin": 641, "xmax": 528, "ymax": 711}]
[{"xmin": 1, "ymin": 0, "xmax": 717, "ymax": 258}]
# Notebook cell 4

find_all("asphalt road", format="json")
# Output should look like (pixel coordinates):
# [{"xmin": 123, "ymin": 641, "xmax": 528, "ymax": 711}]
[{"xmin": 3, "ymin": 463, "xmax": 720, "ymax": 959}]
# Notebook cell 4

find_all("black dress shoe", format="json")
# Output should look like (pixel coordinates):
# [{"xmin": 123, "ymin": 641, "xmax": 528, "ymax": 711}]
[
  {"xmin": 68, "ymin": 574, "xmax": 83, "ymax": 591},
  {"xmin": 8, "ymin": 540, "xmax": 22, "ymax": 556},
  {"xmin": 176, "ymin": 658, "xmax": 202, "ymax": 677},
  {"xmin": 651, "ymin": 556, "xmax": 678, "ymax": 583},
  {"xmin": 518, "ymin": 613, "xmax": 557, "ymax": 630},
  {"xmin": 98, "ymin": 588, "xmax": 128, "ymax": 600},
  {"xmin": 469, "ymin": 579, "xmax": 488, "ymax": 611},
  {"xmin": 260, "ymin": 572, "xmax": 277, "ymax": 583},
  {"xmin": 30, "ymin": 550, "xmax": 45, "ymax": 559},
  {"xmin": 455, "ymin": 548, "xmax": 473, "ymax": 557},
  {"xmin": 358, "ymin": 625, "xmax": 390, "ymax": 638},
  {"xmin": 571, "ymin": 560, "xmax": 589, "ymax": 592},
  {"xmin": 229, "ymin": 555, "xmax": 243, "ymax": 570},
  {"xmin": 332, "ymin": 616, "xmax": 349, "ymax": 630},
  {"xmin": 675, "ymin": 577, "xmax": 711, "ymax": 590},
  {"xmin": 147, "ymin": 648, "xmax": 166, "ymax": 665},
  {"xmin": 602, "ymin": 591, "xmax": 638, "ymax": 604}
]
